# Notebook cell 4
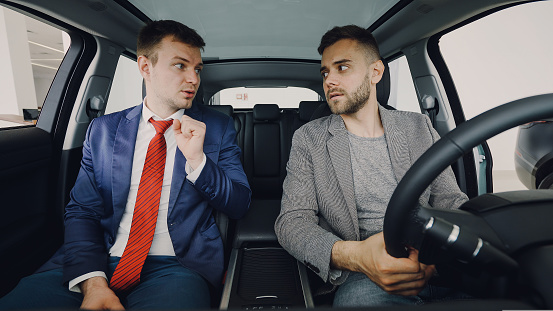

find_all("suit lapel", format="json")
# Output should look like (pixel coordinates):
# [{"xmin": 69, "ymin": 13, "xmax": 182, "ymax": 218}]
[
  {"xmin": 327, "ymin": 115, "xmax": 359, "ymax": 239},
  {"xmin": 168, "ymin": 104, "xmax": 203, "ymax": 215},
  {"xmin": 380, "ymin": 106, "xmax": 411, "ymax": 182},
  {"xmin": 112, "ymin": 105, "xmax": 142, "ymax": 211}
]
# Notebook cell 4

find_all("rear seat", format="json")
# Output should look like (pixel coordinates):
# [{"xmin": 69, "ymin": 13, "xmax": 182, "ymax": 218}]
[
  {"xmin": 225, "ymin": 102, "xmax": 326, "ymax": 246},
  {"xmin": 243, "ymin": 104, "xmax": 284, "ymax": 199},
  {"xmin": 243, "ymin": 103, "xmax": 322, "ymax": 192},
  {"xmin": 232, "ymin": 104, "xmax": 288, "ymax": 248},
  {"xmin": 298, "ymin": 100, "xmax": 325, "ymax": 125},
  {"xmin": 220, "ymin": 103, "xmax": 319, "ymax": 309},
  {"xmin": 233, "ymin": 103, "xmax": 321, "ymax": 246},
  {"xmin": 220, "ymin": 60, "xmax": 394, "ymax": 309}
]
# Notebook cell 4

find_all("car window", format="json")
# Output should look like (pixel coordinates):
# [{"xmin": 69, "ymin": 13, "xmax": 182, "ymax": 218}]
[
  {"xmin": 105, "ymin": 55, "xmax": 143, "ymax": 114},
  {"xmin": 439, "ymin": 1, "xmax": 553, "ymax": 192},
  {"xmin": 212, "ymin": 87, "xmax": 319, "ymax": 108},
  {"xmin": 0, "ymin": 6, "xmax": 69, "ymax": 129},
  {"xmin": 388, "ymin": 55, "xmax": 420, "ymax": 113}
]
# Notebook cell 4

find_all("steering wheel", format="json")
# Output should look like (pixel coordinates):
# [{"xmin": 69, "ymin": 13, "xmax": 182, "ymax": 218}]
[{"xmin": 383, "ymin": 93, "xmax": 553, "ymax": 269}]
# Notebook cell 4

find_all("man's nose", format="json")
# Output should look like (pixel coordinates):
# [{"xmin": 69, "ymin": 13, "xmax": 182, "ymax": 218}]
[
  {"xmin": 185, "ymin": 70, "xmax": 200, "ymax": 85},
  {"xmin": 324, "ymin": 71, "xmax": 339, "ymax": 88}
]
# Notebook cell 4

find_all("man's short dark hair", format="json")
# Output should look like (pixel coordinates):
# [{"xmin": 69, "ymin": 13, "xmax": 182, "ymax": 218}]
[
  {"xmin": 318, "ymin": 25, "xmax": 381, "ymax": 61},
  {"xmin": 137, "ymin": 20, "xmax": 205, "ymax": 65}
]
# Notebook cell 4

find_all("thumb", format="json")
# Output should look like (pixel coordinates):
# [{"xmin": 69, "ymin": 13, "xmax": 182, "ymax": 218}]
[
  {"xmin": 107, "ymin": 300, "xmax": 125, "ymax": 310},
  {"xmin": 104, "ymin": 294, "xmax": 125, "ymax": 310},
  {"xmin": 173, "ymin": 119, "xmax": 181, "ymax": 134},
  {"xmin": 407, "ymin": 247, "xmax": 420, "ymax": 262}
]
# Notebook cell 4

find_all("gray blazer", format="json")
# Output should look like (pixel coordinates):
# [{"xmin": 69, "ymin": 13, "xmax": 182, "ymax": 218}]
[{"xmin": 275, "ymin": 105, "xmax": 468, "ymax": 285}]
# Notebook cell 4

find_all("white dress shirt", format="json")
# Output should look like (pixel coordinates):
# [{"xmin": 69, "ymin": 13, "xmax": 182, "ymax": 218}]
[{"xmin": 69, "ymin": 101, "xmax": 206, "ymax": 292}]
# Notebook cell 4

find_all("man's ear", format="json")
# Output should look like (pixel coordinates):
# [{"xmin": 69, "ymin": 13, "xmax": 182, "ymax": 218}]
[
  {"xmin": 137, "ymin": 55, "xmax": 151, "ymax": 80},
  {"xmin": 371, "ymin": 60, "xmax": 385, "ymax": 84}
]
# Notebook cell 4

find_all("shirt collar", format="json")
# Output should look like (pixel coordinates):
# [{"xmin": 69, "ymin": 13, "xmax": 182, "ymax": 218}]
[{"xmin": 141, "ymin": 97, "xmax": 185, "ymax": 124}]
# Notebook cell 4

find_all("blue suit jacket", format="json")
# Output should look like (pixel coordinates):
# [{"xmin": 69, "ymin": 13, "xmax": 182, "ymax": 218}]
[{"xmin": 50, "ymin": 103, "xmax": 250, "ymax": 288}]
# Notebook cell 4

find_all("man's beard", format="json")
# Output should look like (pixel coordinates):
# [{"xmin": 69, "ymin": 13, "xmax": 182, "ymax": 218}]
[
  {"xmin": 327, "ymin": 72, "xmax": 371, "ymax": 115},
  {"xmin": 156, "ymin": 90, "xmax": 194, "ymax": 111}
]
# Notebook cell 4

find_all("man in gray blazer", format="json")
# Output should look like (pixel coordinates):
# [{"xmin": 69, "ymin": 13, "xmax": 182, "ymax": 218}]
[{"xmin": 275, "ymin": 25, "xmax": 469, "ymax": 307}]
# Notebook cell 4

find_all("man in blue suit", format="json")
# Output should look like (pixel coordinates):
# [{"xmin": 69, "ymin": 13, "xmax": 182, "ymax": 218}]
[{"xmin": 0, "ymin": 20, "xmax": 251, "ymax": 310}]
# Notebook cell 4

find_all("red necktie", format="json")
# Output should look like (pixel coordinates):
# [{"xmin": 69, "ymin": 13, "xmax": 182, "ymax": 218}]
[{"xmin": 110, "ymin": 118, "xmax": 173, "ymax": 292}]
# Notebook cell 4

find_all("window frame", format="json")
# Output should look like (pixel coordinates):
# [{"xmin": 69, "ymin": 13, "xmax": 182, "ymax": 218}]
[{"xmin": 425, "ymin": 1, "xmax": 538, "ymax": 195}]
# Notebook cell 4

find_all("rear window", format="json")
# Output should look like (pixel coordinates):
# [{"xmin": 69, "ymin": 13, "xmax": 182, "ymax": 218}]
[
  {"xmin": 388, "ymin": 55, "xmax": 420, "ymax": 113},
  {"xmin": 105, "ymin": 55, "xmax": 143, "ymax": 114},
  {"xmin": 212, "ymin": 87, "xmax": 320, "ymax": 108}
]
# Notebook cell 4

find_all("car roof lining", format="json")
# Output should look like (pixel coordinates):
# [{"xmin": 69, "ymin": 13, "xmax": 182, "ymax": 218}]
[
  {"xmin": 3, "ymin": 0, "xmax": 535, "ymax": 98},
  {"xmin": 6, "ymin": 0, "xmax": 532, "ymax": 61}
]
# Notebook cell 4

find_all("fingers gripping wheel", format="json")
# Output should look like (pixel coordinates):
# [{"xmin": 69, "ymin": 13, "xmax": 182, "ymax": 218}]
[{"xmin": 383, "ymin": 94, "xmax": 553, "ymax": 262}]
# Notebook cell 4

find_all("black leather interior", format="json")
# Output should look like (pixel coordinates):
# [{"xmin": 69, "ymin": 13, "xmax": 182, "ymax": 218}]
[
  {"xmin": 219, "ymin": 100, "xmax": 321, "ymax": 308},
  {"xmin": 298, "ymin": 101, "xmax": 325, "ymax": 121},
  {"xmin": 243, "ymin": 104, "xmax": 285, "ymax": 199}
]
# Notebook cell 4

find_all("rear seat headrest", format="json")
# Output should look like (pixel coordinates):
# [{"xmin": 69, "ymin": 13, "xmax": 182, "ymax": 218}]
[
  {"xmin": 253, "ymin": 104, "xmax": 280, "ymax": 121},
  {"xmin": 207, "ymin": 105, "xmax": 234, "ymax": 117},
  {"xmin": 299, "ymin": 101, "xmax": 325, "ymax": 121}
]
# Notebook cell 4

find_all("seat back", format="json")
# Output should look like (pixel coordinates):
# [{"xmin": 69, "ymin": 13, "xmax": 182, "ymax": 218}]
[
  {"xmin": 223, "ymin": 104, "xmax": 314, "ymax": 309},
  {"xmin": 297, "ymin": 100, "xmax": 325, "ymax": 125},
  {"xmin": 243, "ymin": 104, "xmax": 285, "ymax": 199}
]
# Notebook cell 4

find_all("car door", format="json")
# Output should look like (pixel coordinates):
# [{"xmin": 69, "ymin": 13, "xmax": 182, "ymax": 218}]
[
  {"xmin": 0, "ymin": 2, "xmax": 97, "ymax": 297},
  {"xmin": 430, "ymin": 0, "xmax": 553, "ymax": 194}
]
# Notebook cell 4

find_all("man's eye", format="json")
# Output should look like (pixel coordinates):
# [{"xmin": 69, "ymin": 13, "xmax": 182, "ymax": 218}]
[
  {"xmin": 175, "ymin": 63, "xmax": 184, "ymax": 69},
  {"xmin": 338, "ymin": 65, "xmax": 348, "ymax": 71},
  {"xmin": 321, "ymin": 72, "xmax": 328, "ymax": 78},
  {"xmin": 195, "ymin": 68, "xmax": 202, "ymax": 74}
]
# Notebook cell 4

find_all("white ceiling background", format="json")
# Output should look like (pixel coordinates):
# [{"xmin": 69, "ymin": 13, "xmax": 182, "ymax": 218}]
[{"xmin": 129, "ymin": 0, "xmax": 400, "ymax": 60}]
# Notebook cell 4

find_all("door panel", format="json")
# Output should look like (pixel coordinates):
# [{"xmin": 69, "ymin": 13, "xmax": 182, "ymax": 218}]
[
  {"xmin": 0, "ymin": 127, "xmax": 62, "ymax": 297},
  {"xmin": 0, "ymin": 2, "xmax": 97, "ymax": 297}
]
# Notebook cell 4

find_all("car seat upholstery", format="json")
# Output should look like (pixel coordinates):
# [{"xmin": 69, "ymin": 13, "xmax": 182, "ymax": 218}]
[
  {"xmin": 298, "ymin": 101, "xmax": 325, "ymax": 122},
  {"xmin": 222, "ymin": 103, "xmax": 315, "ymax": 308},
  {"xmin": 242, "ymin": 104, "xmax": 286, "ymax": 199}
]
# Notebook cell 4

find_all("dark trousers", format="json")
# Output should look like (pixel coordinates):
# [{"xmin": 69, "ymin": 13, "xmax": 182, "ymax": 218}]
[{"xmin": 0, "ymin": 256, "xmax": 211, "ymax": 310}]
